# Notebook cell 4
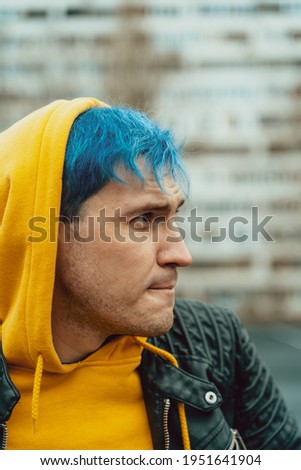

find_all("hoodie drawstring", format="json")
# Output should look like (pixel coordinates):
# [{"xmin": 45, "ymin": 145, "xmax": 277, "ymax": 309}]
[
  {"xmin": 134, "ymin": 337, "xmax": 191, "ymax": 450},
  {"xmin": 32, "ymin": 354, "xmax": 44, "ymax": 433}
]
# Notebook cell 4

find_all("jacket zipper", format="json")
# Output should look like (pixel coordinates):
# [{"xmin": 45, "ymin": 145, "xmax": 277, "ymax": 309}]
[
  {"xmin": 163, "ymin": 398, "xmax": 171, "ymax": 450},
  {"xmin": 0, "ymin": 423, "xmax": 8, "ymax": 450},
  {"xmin": 228, "ymin": 428, "xmax": 247, "ymax": 450}
]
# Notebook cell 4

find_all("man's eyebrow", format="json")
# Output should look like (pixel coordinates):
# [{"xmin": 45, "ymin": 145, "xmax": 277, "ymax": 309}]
[{"xmin": 126, "ymin": 198, "xmax": 185, "ymax": 215}]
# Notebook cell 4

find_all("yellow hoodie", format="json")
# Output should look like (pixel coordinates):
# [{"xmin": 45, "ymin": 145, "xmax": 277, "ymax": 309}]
[{"xmin": 0, "ymin": 98, "xmax": 154, "ymax": 449}]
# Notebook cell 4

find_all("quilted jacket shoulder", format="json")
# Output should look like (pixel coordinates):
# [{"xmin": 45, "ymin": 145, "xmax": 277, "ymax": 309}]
[{"xmin": 139, "ymin": 298, "xmax": 301, "ymax": 449}]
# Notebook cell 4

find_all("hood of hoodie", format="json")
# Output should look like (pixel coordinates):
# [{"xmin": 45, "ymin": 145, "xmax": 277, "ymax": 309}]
[{"xmin": 0, "ymin": 97, "xmax": 108, "ymax": 373}]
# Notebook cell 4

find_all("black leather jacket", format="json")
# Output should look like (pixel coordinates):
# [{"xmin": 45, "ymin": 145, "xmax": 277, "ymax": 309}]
[
  {"xmin": 139, "ymin": 299, "xmax": 301, "ymax": 449},
  {"xmin": 1, "ymin": 298, "xmax": 301, "ymax": 450}
]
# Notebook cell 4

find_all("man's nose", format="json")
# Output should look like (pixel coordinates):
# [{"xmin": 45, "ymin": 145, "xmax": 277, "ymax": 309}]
[{"xmin": 157, "ymin": 236, "xmax": 192, "ymax": 268}]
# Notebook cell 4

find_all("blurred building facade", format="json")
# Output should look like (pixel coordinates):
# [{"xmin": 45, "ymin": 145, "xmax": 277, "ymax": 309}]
[{"xmin": 0, "ymin": 0, "xmax": 300, "ymax": 322}]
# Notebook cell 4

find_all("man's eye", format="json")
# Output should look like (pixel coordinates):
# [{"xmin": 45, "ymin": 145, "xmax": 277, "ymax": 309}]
[{"xmin": 131, "ymin": 213, "xmax": 152, "ymax": 229}]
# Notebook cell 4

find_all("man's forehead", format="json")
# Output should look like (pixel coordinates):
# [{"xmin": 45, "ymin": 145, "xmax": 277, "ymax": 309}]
[
  {"xmin": 84, "ymin": 169, "xmax": 185, "ymax": 214},
  {"xmin": 113, "ymin": 170, "xmax": 184, "ymax": 208}
]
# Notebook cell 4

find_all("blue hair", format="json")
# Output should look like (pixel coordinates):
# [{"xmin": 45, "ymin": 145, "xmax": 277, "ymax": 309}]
[{"xmin": 61, "ymin": 106, "xmax": 189, "ymax": 219}]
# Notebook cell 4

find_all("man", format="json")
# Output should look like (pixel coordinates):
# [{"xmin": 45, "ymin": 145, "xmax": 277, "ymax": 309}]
[{"xmin": 0, "ymin": 98, "xmax": 300, "ymax": 450}]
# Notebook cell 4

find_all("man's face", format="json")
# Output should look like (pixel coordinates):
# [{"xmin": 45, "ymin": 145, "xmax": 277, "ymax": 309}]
[{"xmin": 54, "ymin": 165, "xmax": 192, "ymax": 346}]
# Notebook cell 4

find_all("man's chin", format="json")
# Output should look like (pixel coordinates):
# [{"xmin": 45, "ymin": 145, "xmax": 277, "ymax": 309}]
[
  {"xmin": 135, "ymin": 310, "xmax": 174, "ymax": 338},
  {"xmin": 145, "ymin": 325, "xmax": 172, "ymax": 338}
]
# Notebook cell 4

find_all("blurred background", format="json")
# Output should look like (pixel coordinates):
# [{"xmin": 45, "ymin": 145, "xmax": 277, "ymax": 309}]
[{"xmin": 0, "ymin": 0, "xmax": 300, "ymax": 426}]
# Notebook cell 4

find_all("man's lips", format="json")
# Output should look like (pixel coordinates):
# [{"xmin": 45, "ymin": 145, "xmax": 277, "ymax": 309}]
[
  {"xmin": 148, "ymin": 273, "xmax": 178, "ymax": 291},
  {"xmin": 148, "ymin": 282, "xmax": 177, "ymax": 290},
  {"xmin": 148, "ymin": 285, "xmax": 176, "ymax": 290}
]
